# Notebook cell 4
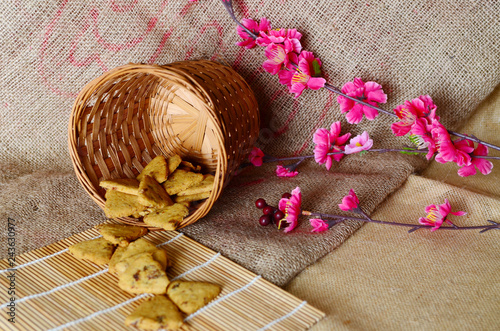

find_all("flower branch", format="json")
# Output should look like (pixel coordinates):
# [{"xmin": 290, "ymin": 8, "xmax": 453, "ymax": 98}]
[
  {"xmin": 254, "ymin": 187, "xmax": 499, "ymax": 234},
  {"xmin": 222, "ymin": 0, "xmax": 500, "ymax": 154},
  {"xmin": 248, "ymin": 123, "xmax": 497, "ymax": 178},
  {"xmin": 303, "ymin": 210, "xmax": 500, "ymax": 233}
]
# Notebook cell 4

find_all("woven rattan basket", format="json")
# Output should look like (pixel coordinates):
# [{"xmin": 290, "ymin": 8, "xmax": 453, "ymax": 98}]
[{"xmin": 69, "ymin": 61, "xmax": 259, "ymax": 229}]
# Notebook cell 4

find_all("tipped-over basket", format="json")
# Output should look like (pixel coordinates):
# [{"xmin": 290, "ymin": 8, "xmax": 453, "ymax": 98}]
[{"xmin": 69, "ymin": 61, "xmax": 260, "ymax": 229}]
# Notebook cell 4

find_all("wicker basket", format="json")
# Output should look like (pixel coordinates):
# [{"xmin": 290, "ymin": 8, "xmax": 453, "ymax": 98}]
[{"xmin": 69, "ymin": 61, "xmax": 260, "ymax": 229}]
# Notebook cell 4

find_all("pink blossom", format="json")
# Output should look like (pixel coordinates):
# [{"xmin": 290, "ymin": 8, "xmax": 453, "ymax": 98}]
[
  {"xmin": 337, "ymin": 78, "xmax": 387, "ymax": 124},
  {"xmin": 257, "ymin": 28, "xmax": 287, "ymax": 45},
  {"xmin": 278, "ymin": 187, "xmax": 302, "ymax": 232},
  {"xmin": 452, "ymin": 139, "xmax": 474, "ymax": 167},
  {"xmin": 284, "ymin": 29, "xmax": 303, "ymax": 53},
  {"xmin": 313, "ymin": 121, "xmax": 351, "ymax": 170},
  {"xmin": 408, "ymin": 119, "xmax": 453, "ymax": 162},
  {"xmin": 391, "ymin": 95, "xmax": 438, "ymax": 136},
  {"xmin": 344, "ymin": 131, "xmax": 373, "ymax": 154},
  {"xmin": 248, "ymin": 147, "xmax": 264, "ymax": 166},
  {"xmin": 276, "ymin": 165, "xmax": 299, "ymax": 177},
  {"xmin": 458, "ymin": 143, "xmax": 493, "ymax": 177},
  {"xmin": 310, "ymin": 218, "xmax": 329, "ymax": 232},
  {"xmin": 236, "ymin": 18, "xmax": 271, "ymax": 49},
  {"xmin": 339, "ymin": 189, "xmax": 360, "ymax": 211},
  {"xmin": 419, "ymin": 199, "xmax": 466, "ymax": 231},
  {"xmin": 262, "ymin": 43, "xmax": 296, "ymax": 75},
  {"xmin": 257, "ymin": 28, "xmax": 302, "ymax": 53},
  {"xmin": 410, "ymin": 133, "xmax": 436, "ymax": 160},
  {"xmin": 429, "ymin": 120, "xmax": 456, "ymax": 164},
  {"xmin": 278, "ymin": 51, "xmax": 325, "ymax": 98}
]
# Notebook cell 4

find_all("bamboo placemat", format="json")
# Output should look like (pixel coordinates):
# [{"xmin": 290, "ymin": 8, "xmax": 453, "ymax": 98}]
[{"xmin": 0, "ymin": 225, "xmax": 324, "ymax": 330}]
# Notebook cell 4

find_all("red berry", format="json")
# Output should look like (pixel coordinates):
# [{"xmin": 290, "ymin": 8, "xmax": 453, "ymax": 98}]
[
  {"xmin": 282, "ymin": 192, "xmax": 292, "ymax": 199},
  {"xmin": 274, "ymin": 210, "xmax": 285, "ymax": 221},
  {"xmin": 263, "ymin": 206, "xmax": 274, "ymax": 215},
  {"xmin": 259, "ymin": 215, "xmax": 272, "ymax": 226},
  {"xmin": 255, "ymin": 198, "xmax": 267, "ymax": 209}
]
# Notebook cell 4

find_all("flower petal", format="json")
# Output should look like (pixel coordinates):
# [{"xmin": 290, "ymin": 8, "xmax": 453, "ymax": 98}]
[
  {"xmin": 278, "ymin": 70, "xmax": 294, "ymax": 87},
  {"xmin": 262, "ymin": 61, "xmax": 281, "ymax": 75},
  {"xmin": 362, "ymin": 104, "xmax": 379, "ymax": 121},
  {"xmin": 330, "ymin": 121, "xmax": 342, "ymax": 136},
  {"xmin": 290, "ymin": 82, "xmax": 307, "ymax": 98},
  {"xmin": 336, "ymin": 132, "xmax": 352, "ymax": 146},
  {"xmin": 345, "ymin": 104, "xmax": 364, "ymax": 124},
  {"xmin": 391, "ymin": 122, "xmax": 412, "ymax": 136},
  {"xmin": 364, "ymin": 81, "xmax": 387, "ymax": 103},
  {"xmin": 457, "ymin": 164, "xmax": 477, "ymax": 177},
  {"xmin": 325, "ymin": 155, "xmax": 333, "ymax": 170},
  {"xmin": 278, "ymin": 198, "xmax": 288, "ymax": 212},
  {"xmin": 307, "ymin": 77, "xmax": 326, "ymax": 90},
  {"xmin": 310, "ymin": 218, "xmax": 329, "ymax": 232},
  {"xmin": 473, "ymin": 158, "xmax": 493, "ymax": 176},
  {"xmin": 450, "ymin": 211, "xmax": 467, "ymax": 216}
]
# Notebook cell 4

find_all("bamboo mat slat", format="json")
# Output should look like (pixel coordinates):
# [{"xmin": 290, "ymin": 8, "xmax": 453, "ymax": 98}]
[{"xmin": 0, "ymin": 227, "xmax": 324, "ymax": 331}]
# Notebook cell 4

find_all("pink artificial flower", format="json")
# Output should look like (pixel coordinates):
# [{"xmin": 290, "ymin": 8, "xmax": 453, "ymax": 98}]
[
  {"xmin": 428, "ymin": 119, "xmax": 456, "ymax": 164},
  {"xmin": 457, "ymin": 143, "xmax": 493, "ymax": 177},
  {"xmin": 248, "ymin": 147, "xmax": 264, "ymax": 166},
  {"xmin": 313, "ymin": 121, "xmax": 351, "ymax": 170},
  {"xmin": 284, "ymin": 29, "xmax": 303, "ymax": 53},
  {"xmin": 391, "ymin": 95, "xmax": 438, "ymax": 136},
  {"xmin": 452, "ymin": 139, "xmax": 474, "ymax": 167},
  {"xmin": 339, "ymin": 189, "xmax": 359, "ymax": 211},
  {"xmin": 276, "ymin": 165, "xmax": 299, "ymax": 177},
  {"xmin": 279, "ymin": 51, "xmax": 326, "ymax": 98},
  {"xmin": 344, "ymin": 131, "xmax": 373, "ymax": 154},
  {"xmin": 257, "ymin": 28, "xmax": 302, "ymax": 53},
  {"xmin": 257, "ymin": 28, "xmax": 287, "ymax": 45},
  {"xmin": 418, "ymin": 199, "xmax": 466, "ymax": 231},
  {"xmin": 262, "ymin": 43, "xmax": 296, "ymax": 75},
  {"xmin": 410, "ymin": 133, "xmax": 436, "ymax": 160},
  {"xmin": 337, "ymin": 78, "xmax": 387, "ymax": 124},
  {"xmin": 310, "ymin": 218, "xmax": 329, "ymax": 232},
  {"xmin": 278, "ymin": 187, "xmax": 302, "ymax": 232},
  {"xmin": 236, "ymin": 18, "xmax": 271, "ymax": 49}
]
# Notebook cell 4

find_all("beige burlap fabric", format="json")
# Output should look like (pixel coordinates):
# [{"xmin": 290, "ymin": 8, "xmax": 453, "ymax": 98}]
[
  {"xmin": 0, "ymin": 1, "xmax": 499, "ymax": 286},
  {"xmin": 286, "ymin": 175, "xmax": 500, "ymax": 330}
]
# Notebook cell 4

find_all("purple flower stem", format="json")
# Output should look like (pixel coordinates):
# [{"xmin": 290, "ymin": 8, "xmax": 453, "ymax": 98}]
[
  {"xmin": 222, "ymin": 0, "xmax": 258, "ymax": 40},
  {"xmin": 446, "ymin": 131, "xmax": 500, "ymax": 153},
  {"xmin": 264, "ymin": 149, "xmax": 500, "ymax": 163},
  {"xmin": 303, "ymin": 210, "xmax": 500, "ymax": 233},
  {"xmin": 222, "ymin": 0, "xmax": 500, "ymax": 153}
]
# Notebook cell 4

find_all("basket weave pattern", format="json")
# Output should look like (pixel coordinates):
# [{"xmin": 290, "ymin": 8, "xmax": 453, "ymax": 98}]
[{"xmin": 69, "ymin": 61, "xmax": 259, "ymax": 228}]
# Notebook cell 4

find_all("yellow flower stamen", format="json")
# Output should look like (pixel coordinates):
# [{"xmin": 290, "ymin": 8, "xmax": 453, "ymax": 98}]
[
  {"xmin": 279, "ymin": 201, "xmax": 292, "ymax": 230},
  {"xmin": 400, "ymin": 107, "xmax": 416, "ymax": 125},
  {"xmin": 424, "ymin": 208, "xmax": 442, "ymax": 225},
  {"xmin": 292, "ymin": 69, "xmax": 308, "ymax": 84}
]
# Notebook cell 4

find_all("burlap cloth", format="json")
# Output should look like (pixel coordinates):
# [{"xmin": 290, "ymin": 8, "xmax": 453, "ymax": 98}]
[
  {"xmin": 286, "ymin": 85, "xmax": 500, "ymax": 330},
  {"xmin": 0, "ymin": 0, "xmax": 499, "ymax": 288}
]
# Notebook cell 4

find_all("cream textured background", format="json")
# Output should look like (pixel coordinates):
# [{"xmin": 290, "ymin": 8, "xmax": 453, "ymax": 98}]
[
  {"xmin": 286, "ymin": 86, "xmax": 500, "ymax": 330},
  {"xmin": 0, "ymin": 0, "xmax": 499, "ymax": 316}
]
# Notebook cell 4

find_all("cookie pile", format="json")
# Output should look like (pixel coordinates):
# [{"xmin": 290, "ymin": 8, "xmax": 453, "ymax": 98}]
[
  {"xmin": 68, "ymin": 223, "xmax": 222, "ymax": 330},
  {"xmin": 100, "ymin": 154, "xmax": 214, "ymax": 230}
]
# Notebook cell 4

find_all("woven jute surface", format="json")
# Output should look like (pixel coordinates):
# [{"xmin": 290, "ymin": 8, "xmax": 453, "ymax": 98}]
[{"xmin": 0, "ymin": 0, "xmax": 499, "ymax": 286}]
